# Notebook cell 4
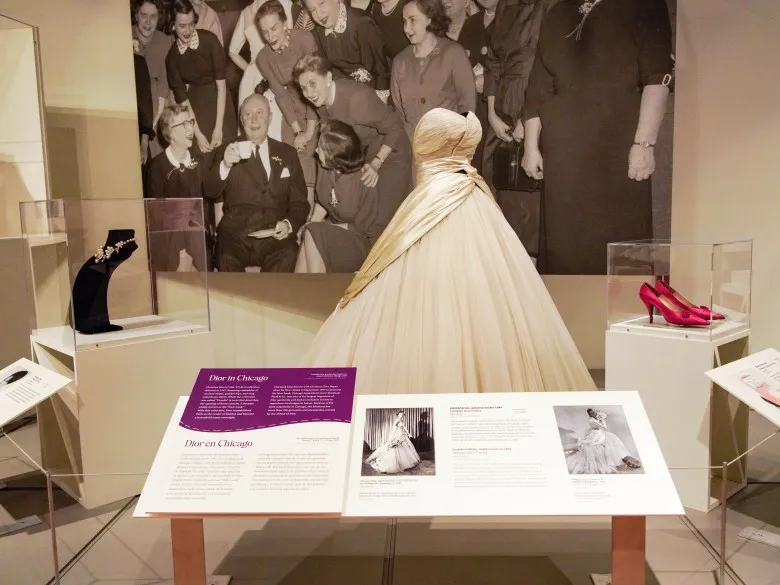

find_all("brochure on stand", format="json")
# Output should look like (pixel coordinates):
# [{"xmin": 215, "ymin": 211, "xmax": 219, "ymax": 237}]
[
  {"xmin": 135, "ymin": 367, "xmax": 356, "ymax": 516},
  {"xmin": 344, "ymin": 391, "xmax": 683, "ymax": 518},
  {"xmin": 0, "ymin": 358, "xmax": 72, "ymax": 427},
  {"xmin": 706, "ymin": 347, "xmax": 780, "ymax": 427}
]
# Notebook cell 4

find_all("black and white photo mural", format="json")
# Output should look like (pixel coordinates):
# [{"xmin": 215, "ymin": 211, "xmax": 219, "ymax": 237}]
[{"xmin": 128, "ymin": 0, "xmax": 676, "ymax": 274}]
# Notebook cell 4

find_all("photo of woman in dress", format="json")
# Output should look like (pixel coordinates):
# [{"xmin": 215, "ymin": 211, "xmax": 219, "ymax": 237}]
[
  {"xmin": 521, "ymin": 0, "xmax": 674, "ymax": 275},
  {"xmin": 362, "ymin": 408, "xmax": 435, "ymax": 476},
  {"xmin": 228, "ymin": 0, "xmax": 294, "ymax": 138},
  {"xmin": 146, "ymin": 104, "xmax": 209, "ymax": 272},
  {"xmin": 293, "ymin": 53, "xmax": 413, "ymax": 240},
  {"xmin": 131, "ymin": 0, "xmax": 174, "ymax": 162},
  {"xmin": 165, "ymin": 0, "xmax": 238, "ymax": 156},
  {"xmin": 555, "ymin": 405, "xmax": 643, "ymax": 475},
  {"xmin": 255, "ymin": 0, "xmax": 320, "ymax": 196},
  {"xmin": 295, "ymin": 119, "xmax": 378, "ymax": 273},
  {"xmin": 391, "ymin": 0, "xmax": 476, "ymax": 140}
]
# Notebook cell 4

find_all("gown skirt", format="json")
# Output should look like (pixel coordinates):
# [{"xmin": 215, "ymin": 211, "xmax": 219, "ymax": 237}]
[
  {"xmin": 299, "ymin": 108, "xmax": 595, "ymax": 395},
  {"xmin": 366, "ymin": 431, "xmax": 421, "ymax": 474}
]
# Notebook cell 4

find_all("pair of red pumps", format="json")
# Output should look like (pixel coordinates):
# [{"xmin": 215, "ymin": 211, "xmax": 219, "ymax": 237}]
[{"xmin": 639, "ymin": 280, "xmax": 726, "ymax": 327}]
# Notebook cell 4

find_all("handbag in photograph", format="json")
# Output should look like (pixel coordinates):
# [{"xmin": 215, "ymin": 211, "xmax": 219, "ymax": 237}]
[{"xmin": 492, "ymin": 141, "xmax": 542, "ymax": 193}]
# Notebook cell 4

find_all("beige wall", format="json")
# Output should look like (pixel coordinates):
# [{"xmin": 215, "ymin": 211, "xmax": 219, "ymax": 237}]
[
  {"xmin": 0, "ymin": 0, "xmax": 142, "ymax": 202},
  {"xmin": 0, "ymin": 23, "xmax": 46, "ymax": 237},
  {"xmin": 673, "ymin": 0, "xmax": 780, "ymax": 351}
]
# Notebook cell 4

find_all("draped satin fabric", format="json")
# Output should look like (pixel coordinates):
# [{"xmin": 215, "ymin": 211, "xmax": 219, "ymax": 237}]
[
  {"xmin": 300, "ymin": 108, "xmax": 595, "ymax": 395},
  {"xmin": 339, "ymin": 155, "xmax": 493, "ymax": 308}
]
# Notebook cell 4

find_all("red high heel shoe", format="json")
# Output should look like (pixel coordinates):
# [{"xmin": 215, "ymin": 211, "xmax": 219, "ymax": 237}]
[
  {"xmin": 656, "ymin": 280, "xmax": 725, "ymax": 320},
  {"xmin": 638, "ymin": 283, "xmax": 710, "ymax": 327}
]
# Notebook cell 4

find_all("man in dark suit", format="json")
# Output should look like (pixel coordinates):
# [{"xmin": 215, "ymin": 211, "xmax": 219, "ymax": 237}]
[{"xmin": 205, "ymin": 93, "xmax": 310, "ymax": 272}]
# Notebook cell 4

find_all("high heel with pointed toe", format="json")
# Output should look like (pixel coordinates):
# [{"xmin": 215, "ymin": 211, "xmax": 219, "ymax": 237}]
[
  {"xmin": 655, "ymin": 280, "xmax": 725, "ymax": 320},
  {"xmin": 638, "ymin": 282, "xmax": 711, "ymax": 327}
]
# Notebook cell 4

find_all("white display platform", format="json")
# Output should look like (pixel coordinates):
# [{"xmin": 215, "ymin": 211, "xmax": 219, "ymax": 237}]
[
  {"xmin": 608, "ymin": 306, "xmax": 749, "ymax": 343},
  {"xmin": 31, "ymin": 315, "xmax": 209, "ymax": 356},
  {"xmin": 606, "ymin": 323, "xmax": 750, "ymax": 513}
]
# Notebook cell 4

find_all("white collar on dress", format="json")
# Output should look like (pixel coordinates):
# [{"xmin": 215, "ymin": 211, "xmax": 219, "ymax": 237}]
[
  {"xmin": 176, "ymin": 30, "xmax": 200, "ymax": 54},
  {"xmin": 165, "ymin": 146, "xmax": 194, "ymax": 169},
  {"xmin": 324, "ymin": 3, "xmax": 348, "ymax": 36}
]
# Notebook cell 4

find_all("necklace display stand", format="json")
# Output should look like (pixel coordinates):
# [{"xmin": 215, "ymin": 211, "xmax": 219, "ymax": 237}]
[{"xmin": 71, "ymin": 229, "xmax": 138, "ymax": 335}]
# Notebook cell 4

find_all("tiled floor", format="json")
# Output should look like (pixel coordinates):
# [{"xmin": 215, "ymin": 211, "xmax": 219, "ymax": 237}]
[{"xmin": 2, "ymin": 375, "xmax": 779, "ymax": 585}]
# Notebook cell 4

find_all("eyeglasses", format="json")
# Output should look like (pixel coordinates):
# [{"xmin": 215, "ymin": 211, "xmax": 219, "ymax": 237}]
[{"xmin": 170, "ymin": 119, "xmax": 195, "ymax": 129}]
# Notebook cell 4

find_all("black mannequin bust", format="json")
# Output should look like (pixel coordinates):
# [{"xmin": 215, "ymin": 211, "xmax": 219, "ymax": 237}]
[{"xmin": 72, "ymin": 229, "xmax": 138, "ymax": 335}]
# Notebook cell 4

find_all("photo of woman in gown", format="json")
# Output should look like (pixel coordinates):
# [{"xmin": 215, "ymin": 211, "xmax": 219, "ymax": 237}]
[
  {"xmin": 165, "ymin": 0, "xmax": 238, "ymax": 156},
  {"xmin": 298, "ymin": 108, "xmax": 595, "ymax": 395},
  {"xmin": 365, "ymin": 411, "xmax": 422, "ymax": 474},
  {"xmin": 561, "ymin": 408, "xmax": 642, "ymax": 475}
]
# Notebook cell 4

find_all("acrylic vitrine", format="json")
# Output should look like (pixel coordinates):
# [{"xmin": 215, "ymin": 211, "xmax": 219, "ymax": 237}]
[
  {"xmin": 19, "ymin": 197, "xmax": 210, "ymax": 354},
  {"xmin": 18, "ymin": 198, "xmax": 214, "ymax": 509},
  {"xmin": 605, "ymin": 239, "xmax": 752, "ymax": 513},
  {"xmin": 606, "ymin": 239, "xmax": 752, "ymax": 342}
]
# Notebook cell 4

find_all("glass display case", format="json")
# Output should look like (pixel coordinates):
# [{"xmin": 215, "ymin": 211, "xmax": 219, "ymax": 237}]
[
  {"xmin": 19, "ymin": 197, "xmax": 210, "ymax": 355},
  {"xmin": 607, "ymin": 239, "xmax": 752, "ymax": 341}
]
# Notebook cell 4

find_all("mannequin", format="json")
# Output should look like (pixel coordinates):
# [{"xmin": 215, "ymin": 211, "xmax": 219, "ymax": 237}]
[{"xmin": 72, "ymin": 229, "xmax": 138, "ymax": 335}]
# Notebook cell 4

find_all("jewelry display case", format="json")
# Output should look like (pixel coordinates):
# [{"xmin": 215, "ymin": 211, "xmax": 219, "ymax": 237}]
[
  {"xmin": 605, "ymin": 239, "xmax": 752, "ymax": 512},
  {"xmin": 606, "ymin": 239, "xmax": 752, "ymax": 342},
  {"xmin": 19, "ymin": 198, "xmax": 214, "ymax": 508}
]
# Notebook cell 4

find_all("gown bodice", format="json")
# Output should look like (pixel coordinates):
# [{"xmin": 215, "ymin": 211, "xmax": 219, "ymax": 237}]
[{"xmin": 413, "ymin": 109, "xmax": 483, "ymax": 183}]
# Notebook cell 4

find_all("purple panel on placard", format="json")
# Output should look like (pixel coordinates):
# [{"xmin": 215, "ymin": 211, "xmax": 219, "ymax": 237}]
[{"xmin": 179, "ymin": 368, "xmax": 357, "ymax": 433}]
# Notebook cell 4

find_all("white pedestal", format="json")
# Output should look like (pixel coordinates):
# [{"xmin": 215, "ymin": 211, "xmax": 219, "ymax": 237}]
[
  {"xmin": 30, "ymin": 317, "xmax": 214, "ymax": 509},
  {"xmin": 605, "ymin": 322, "xmax": 750, "ymax": 513}
]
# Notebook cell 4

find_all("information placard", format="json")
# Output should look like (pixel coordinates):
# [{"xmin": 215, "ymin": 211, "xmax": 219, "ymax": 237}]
[
  {"xmin": 706, "ymin": 347, "xmax": 780, "ymax": 427},
  {"xmin": 344, "ymin": 391, "xmax": 683, "ymax": 518},
  {"xmin": 0, "ymin": 358, "xmax": 71, "ymax": 428},
  {"xmin": 136, "ymin": 367, "xmax": 356, "ymax": 516}
]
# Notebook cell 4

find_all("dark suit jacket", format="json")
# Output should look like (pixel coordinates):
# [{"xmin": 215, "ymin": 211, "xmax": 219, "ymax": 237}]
[{"xmin": 204, "ymin": 138, "xmax": 310, "ymax": 236}]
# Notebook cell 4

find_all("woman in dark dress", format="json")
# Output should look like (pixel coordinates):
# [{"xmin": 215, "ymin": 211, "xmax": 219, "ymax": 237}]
[
  {"xmin": 147, "ymin": 105, "xmax": 208, "ymax": 271},
  {"xmin": 482, "ymin": 0, "xmax": 557, "ymax": 187},
  {"xmin": 452, "ymin": 0, "xmax": 497, "ymax": 173},
  {"xmin": 522, "ymin": 0, "xmax": 673, "ymax": 275},
  {"xmin": 302, "ymin": 0, "xmax": 391, "ymax": 101},
  {"xmin": 296, "ymin": 119, "xmax": 379, "ymax": 272},
  {"xmin": 293, "ymin": 53, "xmax": 413, "ymax": 240},
  {"xmin": 370, "ymin": 0, "xmax": 410, "ymax": 62},
  {"xmin": 165, "ymin": 0, "xmax": 237, "ymax": 157}
]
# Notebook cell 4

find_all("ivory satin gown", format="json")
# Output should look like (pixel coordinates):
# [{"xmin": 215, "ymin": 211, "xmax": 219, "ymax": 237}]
[{"xmin": 299, "ymin": 108, "xmax": 595, "ymax": 395}]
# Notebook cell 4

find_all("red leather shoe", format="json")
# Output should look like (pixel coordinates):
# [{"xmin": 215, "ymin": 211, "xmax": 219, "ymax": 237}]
[
  {"xmin": 639, "ymin": 283, "xmax": 710, "ymax": 327},
  {"xmin": 656, "ymin": 280, "xmax": 725, "ymax": 320}
]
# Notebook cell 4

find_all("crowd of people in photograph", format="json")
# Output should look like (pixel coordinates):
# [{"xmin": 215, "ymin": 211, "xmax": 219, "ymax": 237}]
[{"xmin": 131, "ymin": 0, "xmax": 674, "ymax": 274}]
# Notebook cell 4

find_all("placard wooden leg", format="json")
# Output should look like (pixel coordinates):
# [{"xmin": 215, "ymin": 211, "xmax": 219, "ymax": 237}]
[
  {"xmin": 171, "ymin": 518, "xmax": 207, "ymax": 585},
  {"xmin": 611, "ymin": 515, "xmax": 646, "ymax": 585}
]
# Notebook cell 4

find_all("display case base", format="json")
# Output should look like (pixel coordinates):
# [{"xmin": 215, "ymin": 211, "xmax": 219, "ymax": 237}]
[
  {"xmin": 32, "ymin": 329, "xmax": 215, "ymax": 509},
  {"xmin": 32, "ymin": 314, "xmax": 209, "ymax": 356},
  {"xmin": 605, "ymin": 328, "xmax": 750, "ymax": 513}
]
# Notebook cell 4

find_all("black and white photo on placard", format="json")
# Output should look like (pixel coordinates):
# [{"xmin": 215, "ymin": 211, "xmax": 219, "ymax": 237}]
[
  {"xmin": 554, "ymin": 405, "xmax": 644, "ymax": 475},
  {"xmin": 361, "ymin": 407, "xmax": 435, "ymax": 476},
  {"xmin": 0, "ymin": 368, "xmax": 30, "ymax": 389},
  {"xmin": 128, "ymin": 0, "xmax": 677, "ymax": 274}
]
